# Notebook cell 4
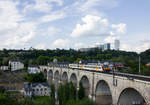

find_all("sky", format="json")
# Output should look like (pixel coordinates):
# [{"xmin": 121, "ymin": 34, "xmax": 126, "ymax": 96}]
[{"xmin": 0, "ymin": 0, "xmax": 150, "ymax": 53}]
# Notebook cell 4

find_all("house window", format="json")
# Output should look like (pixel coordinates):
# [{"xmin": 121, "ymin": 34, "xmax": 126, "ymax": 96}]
[
  {"xmin": 41, "ymin": 88, "xmax": 43, "ymax": 91},
  {"xmin": 33, "ymin": 89, "xmax": 35, "ymax": 91},
  {"xmin": 37, "ymin": 89, "xmax": 39, "ymax": 91},
  {"xmin": 45, "ymin": 88, "xmax": 47, "ymax": 91}
]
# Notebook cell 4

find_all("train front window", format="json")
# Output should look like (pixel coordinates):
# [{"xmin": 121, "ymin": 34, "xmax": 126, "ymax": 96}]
[{"xmin": 103, "ymin": 65, "xmax": 108, "ymax": 68}]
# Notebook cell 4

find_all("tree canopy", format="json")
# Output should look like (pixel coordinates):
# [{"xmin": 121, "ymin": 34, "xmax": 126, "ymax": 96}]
[
  {"xmin": 0, "ymin": 48, "xmax": 150, "ymax": 75},
  {"xmin": 24, "ymin": 73, "xmax": 46, "ymax": 83}
]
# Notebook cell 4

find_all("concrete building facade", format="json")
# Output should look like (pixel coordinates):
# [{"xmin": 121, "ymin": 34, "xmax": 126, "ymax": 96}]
[
  {"xmin": 9, "ymin": 60, "xmax": 24, "ymax": 71},
  {"xmin": 24, "ymin": 82, "xmax": 50, "ymax": 97},
  {"xmin": 104, "ymin": 43, "xmax": 111, "ymax": 51},
  {"xmin": 114, "ymin": 40, "xmax": 120, "ymax": 50},
  {"xmin": 28, "ymin": 66, "xmax": 40, "ymax": 74}
]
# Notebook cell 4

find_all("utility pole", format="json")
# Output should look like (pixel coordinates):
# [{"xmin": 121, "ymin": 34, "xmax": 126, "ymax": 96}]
[
  {"xmin": 139, "ymin": 55, "xmax": 141, "ymax": 74},
  {"xmin": 92, "ymin": 72, "xmax": 95, "ymax": 101},
  {"xmin": 113, "ymin": 64, "xmax": 115, "ymax": 86}
]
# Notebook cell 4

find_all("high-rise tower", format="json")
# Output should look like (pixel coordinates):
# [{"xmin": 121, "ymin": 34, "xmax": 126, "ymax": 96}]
[{"xmin": 114, "ymin": 40, "xmax": 120, "ymax": 50}]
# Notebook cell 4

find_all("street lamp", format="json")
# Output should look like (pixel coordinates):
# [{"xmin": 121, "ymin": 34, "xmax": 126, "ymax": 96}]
[{"xmin": 139, "ymin": 55, "xmax": 141, "ymax": 74}]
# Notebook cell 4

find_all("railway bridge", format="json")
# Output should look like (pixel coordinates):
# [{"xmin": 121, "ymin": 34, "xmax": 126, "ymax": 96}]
[{"xmin": 40, "ymin": 65, "xmax": 150, "ymax": 105}]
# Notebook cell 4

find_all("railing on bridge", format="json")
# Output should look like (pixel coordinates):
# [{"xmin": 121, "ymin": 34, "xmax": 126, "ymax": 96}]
[{"xmin": 48, "ymin": 63, "xmax": 69, "ymax": 68}]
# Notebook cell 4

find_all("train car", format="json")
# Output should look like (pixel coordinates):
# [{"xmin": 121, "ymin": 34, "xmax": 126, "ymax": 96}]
[
  {"xmin": 69, "ymin": 64, "xmax": 111, "ymax": 72},
  {"xmin": 102, "ymin": 65, "xmax": 111, "ymax": 72},
  {"xmin": 69, "ymin": 64, "xmax": 78, "ymax": 69}
]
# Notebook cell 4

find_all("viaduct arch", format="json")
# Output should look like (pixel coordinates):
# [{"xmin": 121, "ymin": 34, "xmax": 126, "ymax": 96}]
[
  {"xmin": 70, "ymin": 73, "xmax": 78, "ymax": 87},
  {"xmin": 117, "ymin": 87, "xmax": 147, "ymax": 105},
  {"xmin": 48, "ymin": 69, "xmax": 53, "ymax": 84},
  {"xmin": 80, "ymin": 75, "xmax": 90, "ymax": 97},
  {"xmin": 54, "ymin": 70, "xmax": 60, "ymax": 89},
  {"xmin": 62, "ymin": 72, "xmax": 68, "ymax": 84},
  {"xmin": 95, "ymin": 80, "xmax": 112, "ymax": 105}
]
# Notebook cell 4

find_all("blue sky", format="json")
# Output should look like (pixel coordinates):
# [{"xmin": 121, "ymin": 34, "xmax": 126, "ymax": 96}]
[{"xmin": 0, "ymin": 0, "xmax": 150, "ymax": 52}]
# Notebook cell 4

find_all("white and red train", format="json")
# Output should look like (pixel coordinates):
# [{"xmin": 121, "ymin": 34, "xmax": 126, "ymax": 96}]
[{"xmin": 69, "ymin": 64, "xmax": 111, "ymax": 72}]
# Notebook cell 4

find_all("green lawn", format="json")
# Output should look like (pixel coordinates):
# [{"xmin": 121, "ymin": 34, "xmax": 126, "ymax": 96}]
[{"xmin": 6, "ymin": 90, "xmax": 20, "ymax": 94}]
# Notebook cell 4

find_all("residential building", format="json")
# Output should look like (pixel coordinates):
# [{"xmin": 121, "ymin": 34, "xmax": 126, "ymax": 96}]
[
  {"xmin": 104, "ymin": 43, "xmax": 111, "ymax": 50},
  {"xmin": 9, "ymin": 60, "xmax": 24, "ymax": 71},
  {"xmin": 79, "ymin": 47, "xmax": 96, "ymax": 52},
  {"xmin": 79, "ymin": 42, "xmax": 111, "ymax": 52},
  {"xmin": 23, "ymin": 82, "xmax": 50, "ymax": 97},
  {"xmin": 24, "ymin": 83, "xmax": 32, "ymax": 97},
  {"xmin": 114, "ymin": 62, "xmax": 124, "ymax": 68},
  {"xmin": 28, "ymin": 66, "xmax": 40, "ymax": 74},
  {"xmin": 0, "ymin": 66, "xmax": 9, "ymax": 71},
  {"xmin": 98, "ymin": 44, "xmax": 104, "ymax": 50},
  {"xmin": 114, "ymin": 40, "xmax": 120, "ymax": 50},
  {"xmin": 146, "ymin": 62, "xmax": 150, "ymax": 67}
]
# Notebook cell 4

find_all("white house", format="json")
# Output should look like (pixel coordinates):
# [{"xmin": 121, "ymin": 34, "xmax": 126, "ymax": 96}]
[
  {"xmin": 9, "ymin": 60, "xmax": 24, "ymax": 71},
  {"xmin": 32, "ymin": 83, "xmax": 50, "ymax": 96},
  {"xmin": 24, "ymin": 82, "xmax": 32, "ymax": 97},
  {"xmin": 24, "ymin": 82, "xmax": 50, "ymax": 97},
  {"xmin": 0, "ymin": 66, "xmax": 9, "ymax": 71},
  {"xmin": 28, "ymin": 66, "xmax": 40, "ymax": 74}
]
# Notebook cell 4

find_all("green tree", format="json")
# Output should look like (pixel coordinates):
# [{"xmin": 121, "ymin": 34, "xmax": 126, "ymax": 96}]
[
  {"xmin": 50, "ymin": 84, "xmax": 56, "ymax": 105},
  {"xmin": 74, "ymin": 58, "xmax": 82, "ymax": 63},
  {"xmin": 78, "ymin": 81, "xmax": 85, "ymax": 99},
  {"xmin": 24, "ymin": 73, "xmax": 46, "ymax": 83},
  {"xmin": 69, "ymin": 82, "xmax": 77, "ymax": 100},
  {"xmin": 2, "ymin": 57, "xmax": 9, "ymax": 65},
  {"xmin": 66, "ymin": 98, "xmax": 97, "ymax": 105},
  {"xmin": 58, "ymin": 84, "xmax": 64, "ymax": 105},
  {"xmin": 0, "ymin": 86, "xmax": 5, "ymax": 93},
  {"xmin": 37, "ymin": 55, "xmax": 50, "ymax": 65},
  {"xmin": 0, "ymin": 93, "xmax": 17, "ymax": 105},
  {"xmin": 18, "ymin": 97, "xmax": 34, "ymax": 105},
  {"xmin": 58, "ymin": 82, "xmax": 77, "ymax": 105}
]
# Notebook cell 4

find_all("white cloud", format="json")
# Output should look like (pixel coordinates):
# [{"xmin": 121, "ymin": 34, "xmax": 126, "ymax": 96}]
[
  {"xmin": 0, "ymin": 0, "xmax": 23, "ymax": 31},
  {"xmin": 70, "ymin": 15, "xmax": 109, "ymax": 38},
  {"xmin": 0, "ymin": 0, "xmax": 37, "ymax": 49},
  {"xmin": 23, "ymin": 0, "xmax": 63, "ymax": 13},
  {"xmin": 41, "ymin": 11, "xmax": 65, "ymax": 22},
  {"xmin": 37, "ymin": 26, "xmax": 61, "ymax": 37},
  {"xmin": 120, "ymin": 43, "xmax": 133, "ymax": 51},
  {"xmin": 135, "ymin": 43, "xmax": 150, "ymax": 53},
  {"xmin": 3, "ymin": 31, "xmax": 35, "ymax": 48},
  {"xmin": 139, "ymin": 39, "xmax": 150, "ymax": 43},
  {"xmin": 74, "ymin": 0, "xmax": 118, "ymax": 13},
  {"xmin": 74, "ymin": 43, "xmax": 86, "ymax": 49},
  {"xmin": 52, "ymin": 39, "xmax": 70, "ymax": 49},
  {"xmin": 104, "ymin": 36, "xmax": 117, "ymax": 43},
  {"xmin": 111, "ymin": 23, "xmax": 126, "ymax": 34},
  {"xmin": 120, "ymin": 34, "xmax": 150, "ymax": 53},
  {"xmin": 35, "ymin": 43, "xmax": 47, "ymax": 49},
  {"xmin": 70, "ymin": 15, "xmax": 126, "ymax": 40},
  {"xmin": 120, "ymin": 42, "xmax": 150, "ymax": 53},
  {"xmin": 47, "ymin": 27, "xmax": 61, "ymax": 36},
  {"xmin": 70, "ymin": 15, "xmax": 127, "ymax": 50}
]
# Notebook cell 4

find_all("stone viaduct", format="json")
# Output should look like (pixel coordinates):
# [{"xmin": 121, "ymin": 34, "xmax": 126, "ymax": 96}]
[{"xmin": 40, "ymin": 65, "xmax": 150, "ymax": 105}]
